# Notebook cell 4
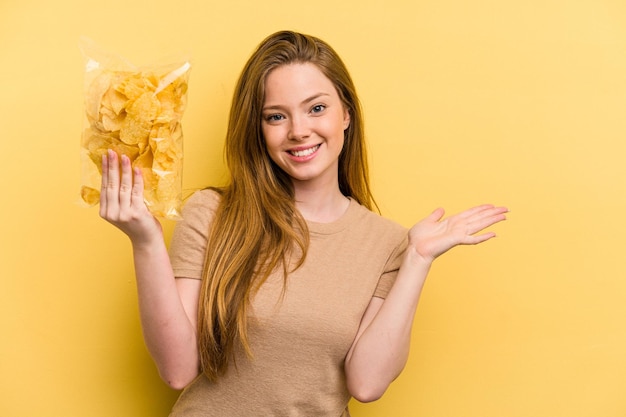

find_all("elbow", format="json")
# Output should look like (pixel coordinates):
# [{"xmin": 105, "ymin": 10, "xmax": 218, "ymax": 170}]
[
  {"xmin": 345, "ymin": 359, "xmax": 396, "ymax": 403},
  {"xmin": 154, "ymin": 354, "xmax": 201, "ymax": 390},
  {"xmin": 352, "ymin": 391, "xmax": 384, "ymax": 404},
  {"xmin": 165, "ymin": 378, "xmax": 191, "ymax": 391},
  {"xmin": 160, "ymin": 368, "xmax": 199, "ymax": 391},
  {"xmin": 347, "ymin": 379, "xmax": 388, "ymax": 403}
]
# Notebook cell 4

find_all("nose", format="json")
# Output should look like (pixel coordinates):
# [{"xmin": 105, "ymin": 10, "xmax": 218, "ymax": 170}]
[{"xmin": 288, "ymin": 115, "xmax": 310, "ymax": 141}]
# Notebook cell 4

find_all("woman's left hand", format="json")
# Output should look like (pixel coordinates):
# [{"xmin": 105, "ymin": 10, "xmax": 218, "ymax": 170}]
[{"xmin": 408, "ymin": 204, "xmax": 508, "ymax": 263}]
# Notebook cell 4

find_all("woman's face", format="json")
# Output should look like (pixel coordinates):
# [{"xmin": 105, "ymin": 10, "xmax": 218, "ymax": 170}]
[{"xmin": 261, "ymin": 63, "xmax": 350, "ymax": 190}]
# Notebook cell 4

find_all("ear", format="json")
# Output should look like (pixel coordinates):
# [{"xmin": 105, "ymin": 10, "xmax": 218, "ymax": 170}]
[{"xmin": 343, "ymin": 108, "xmax": 350, "ymax": 131}]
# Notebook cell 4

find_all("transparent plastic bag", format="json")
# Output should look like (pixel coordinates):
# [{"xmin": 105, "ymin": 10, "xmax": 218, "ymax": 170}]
[{"xmin": 78, "ymin": 37, "xmax": 191, "ymax": 220}]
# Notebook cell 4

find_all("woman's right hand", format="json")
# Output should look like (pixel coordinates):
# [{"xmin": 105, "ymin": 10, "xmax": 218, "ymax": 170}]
[{"xmin": 100, "ymin": 149, "xmax": 163, "ymax": 246}]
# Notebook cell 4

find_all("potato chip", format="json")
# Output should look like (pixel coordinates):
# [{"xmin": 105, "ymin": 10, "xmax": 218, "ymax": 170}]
[
  {"xmin": 102, "ymin": 87, "xmax": 128, "ymax": 116},
  {"xmin": 120, "ymin": 92, "xmax": 160, "ymax": 145},
  {"xmin": 101, "ymin": 111, "xmax": 124, "ymax": 132},
  {"xmin": 85, "ymin": 72, "xmax": 112, "ymax": 123},
  {"xmin": 80, "ymin": 186, "xmax": 100, "ymax": 206},
  {"xmin": 82, "ymin": 126, "xmax": 140, "ymax": 171},
  {"xmin": 79, "ymin": 40, "xmax": 191, "ymax": 220}
]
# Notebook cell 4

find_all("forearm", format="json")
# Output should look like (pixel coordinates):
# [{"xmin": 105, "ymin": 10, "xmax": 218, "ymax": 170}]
[
  {"xmin": 345, "ymin": 246, "xmax": 431, "ymax": 401},
  {"xmin": 99, "ymin": 151, "xmax": 200, "ymax": 388},
  {"xmin": 346, "ymin": 203, "xmax": 507, "ymax": 401},
  {"xmin": 132, "ymin": 240, "xmax": 199, "ymax": 389}
]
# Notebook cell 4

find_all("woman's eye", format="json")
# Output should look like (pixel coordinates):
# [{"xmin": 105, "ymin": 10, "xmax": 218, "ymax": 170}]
[
  {"xmin": 265, "ymin": 114, "xmax": 284, "ymax": 122},
  {"xmin": 311, "ymin": 104, "xmax": 326, "ymax": 114}
]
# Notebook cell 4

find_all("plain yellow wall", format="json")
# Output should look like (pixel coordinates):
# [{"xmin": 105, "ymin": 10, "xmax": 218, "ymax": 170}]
[{"xmin": 2, "ymin": 0, "xmax": 625, "ymax": 416}]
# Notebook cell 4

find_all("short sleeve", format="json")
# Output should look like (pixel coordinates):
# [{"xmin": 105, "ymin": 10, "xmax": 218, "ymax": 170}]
[
  {"xmin": 372, "ymin": 235, "xmax": 408, "ymax": 298},
  {"xmin": 169, "ymin": 189, "xmax": 221, "ymax": 279}
]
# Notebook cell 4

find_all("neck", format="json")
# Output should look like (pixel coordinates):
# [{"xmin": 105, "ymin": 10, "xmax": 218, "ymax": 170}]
[{"xmin": 293, "ymin": 181, "xmax": 349, "ymax": 223}]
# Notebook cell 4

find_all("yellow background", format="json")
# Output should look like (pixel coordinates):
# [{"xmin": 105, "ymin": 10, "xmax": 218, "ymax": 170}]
[{"xmin": 2, "ymin": 0, "xmax": 625, "ymax": 416}]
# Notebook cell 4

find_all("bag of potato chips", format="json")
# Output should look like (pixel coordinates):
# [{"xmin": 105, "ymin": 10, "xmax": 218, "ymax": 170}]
[{"xmin": 79, "ymin": 37, "xmax": 191, "ymax": 220}]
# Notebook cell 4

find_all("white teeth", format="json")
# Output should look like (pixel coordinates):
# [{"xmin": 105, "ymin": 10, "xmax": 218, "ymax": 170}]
[{"xmin": 290, "ymin": 145, "xmax": 319, "ymax": 157}]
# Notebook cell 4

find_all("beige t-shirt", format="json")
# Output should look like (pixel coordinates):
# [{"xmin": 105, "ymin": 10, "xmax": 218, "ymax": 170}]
[{"xmin": 168, "ymin": 189, "xmax": 408, "ymax": 417}]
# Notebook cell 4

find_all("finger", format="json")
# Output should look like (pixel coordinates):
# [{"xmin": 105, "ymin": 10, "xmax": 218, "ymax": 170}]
[
  {"xmin": 427, "ymin": 207, "xmax": 446, "ymax": 223},
  {"xmin": 99, "ymin": 152, "xmax": 109, "ymax": 217},
  {"xmin": 466, "ymin": 209, "xmax": 507, "ymax": 236},
  {"xmin": 130, "ymin": 167, "xmax": 145, "ymax": 208},
  {"xmin": 462, "ymin": 205, "xmax": 508, "ymax": 225},
  {"xmin": 118, "ymin": 154, "xmax": 133, "ymax": 209},
  {"xmin": 105, "ymin": 150, "xmax": 121, "ymax": 213},
  {"xmin": 457, "ymin": 204, "xmax": 497, "ymax": 220},
  {"xmin": 464, "ymin": 231, "xmax": 497, "ymax": 245}
]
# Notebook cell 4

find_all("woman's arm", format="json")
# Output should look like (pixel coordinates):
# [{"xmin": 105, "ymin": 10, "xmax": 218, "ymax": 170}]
[
  {"xmin": 345, "ymin": 205, "xmax": 508, "ymax": 402},
  {"xmin": 100, "ymin": 150, "xmax": 200, "ymax": 389}
]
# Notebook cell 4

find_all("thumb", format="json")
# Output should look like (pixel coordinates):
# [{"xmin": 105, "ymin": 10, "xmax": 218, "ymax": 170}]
[{"xmin": 427, "ymin": 207, "xmax": 445, "ymax": 223}]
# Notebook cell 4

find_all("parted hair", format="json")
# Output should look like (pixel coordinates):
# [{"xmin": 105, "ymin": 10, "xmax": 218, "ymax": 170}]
[{"xmin": 197, "ymin": 30, "xmax": 376, "ymax": 381}]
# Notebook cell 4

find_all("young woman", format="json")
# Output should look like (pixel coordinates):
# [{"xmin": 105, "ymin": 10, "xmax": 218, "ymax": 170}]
[{"xmin": 100, "ymin": 30, "xmax": 508, "ymax": 416}]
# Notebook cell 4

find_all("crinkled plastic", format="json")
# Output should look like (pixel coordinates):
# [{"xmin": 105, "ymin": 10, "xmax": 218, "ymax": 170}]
[{"xmin": 78, "ymin": 36, "xmax": 191, "ymax": 220}]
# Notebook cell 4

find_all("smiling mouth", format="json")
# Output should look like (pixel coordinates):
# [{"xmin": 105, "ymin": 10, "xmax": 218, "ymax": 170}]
[{"xmin": 288, "ymin": 144, "xmax": 320, "ymax": 157}]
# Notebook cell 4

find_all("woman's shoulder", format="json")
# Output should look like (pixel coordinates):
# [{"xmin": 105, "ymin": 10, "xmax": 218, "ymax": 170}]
[
  {"xmin": 348, "ymin": 200, "xmax": 408, "ymax": 245},
  {"xmin": 176, "ymin": 187, "xmax": 224, "ymax": 228},
  {"xmin": 351, "ymin": 200, "xmax": 407, "ymax": 233},
  {"xmin": 343, "ymin": 201, "xmax": 408, "ymax": 268},
  {"xmin": 184, "ymin": 187, "xmax": 223, "ymax": 211}
]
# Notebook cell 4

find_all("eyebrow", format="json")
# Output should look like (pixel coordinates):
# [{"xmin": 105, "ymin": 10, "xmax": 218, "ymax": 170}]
[{"xmin": 262, "ymin": 92, "xmax": 331, "ymax": 112}]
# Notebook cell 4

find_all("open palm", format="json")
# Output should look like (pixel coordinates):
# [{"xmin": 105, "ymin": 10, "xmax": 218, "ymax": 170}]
[{"xmin": 409, "ymin": 204, "xmax": 508, "ymax": 263}]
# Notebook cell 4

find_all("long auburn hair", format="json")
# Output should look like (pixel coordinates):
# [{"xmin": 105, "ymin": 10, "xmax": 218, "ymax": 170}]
[{"xmin": 197, "ymin": 30, "xmax": 377, "ymax": 381}]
